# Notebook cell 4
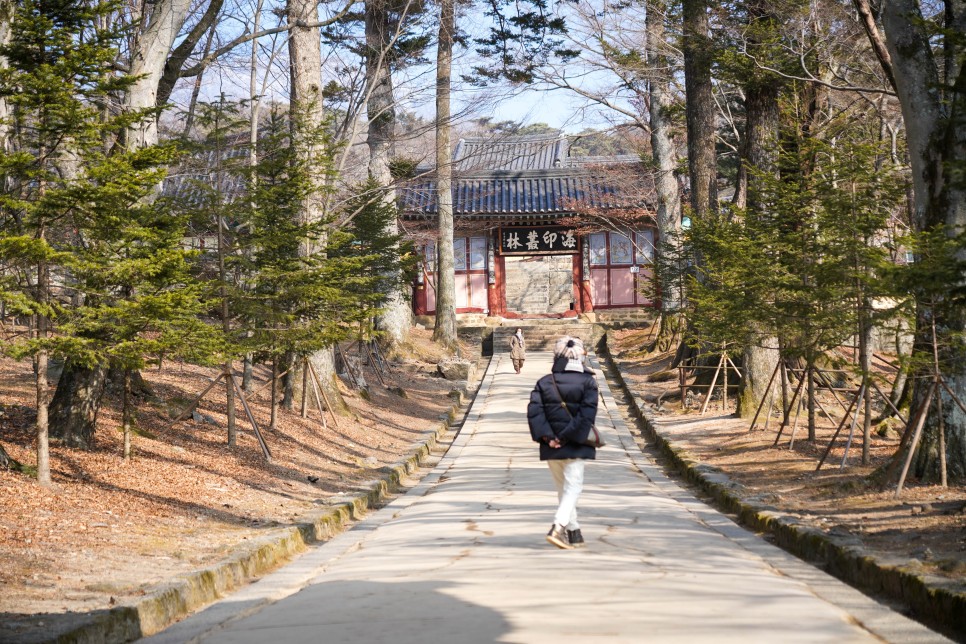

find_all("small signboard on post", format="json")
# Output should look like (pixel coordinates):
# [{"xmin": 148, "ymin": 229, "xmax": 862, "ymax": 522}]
[{"xmin": 499, "ymin": 225, "xmax": 579, "ymax": 255}]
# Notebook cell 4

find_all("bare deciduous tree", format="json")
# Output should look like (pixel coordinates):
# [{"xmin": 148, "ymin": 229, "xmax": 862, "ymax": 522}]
[{"xmin": 432, "ymin": 0, "xmax": 458, "ymax": 349}]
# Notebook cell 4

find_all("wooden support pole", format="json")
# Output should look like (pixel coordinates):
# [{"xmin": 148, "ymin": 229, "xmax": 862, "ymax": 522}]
[
  {"xmin": 939, "ymin": 379, "xmax": 966, "ymax": 416},
  {"xmin": 840, "ymin": 384, "xmax": 866, "ymax": 468},
  {"xmin": 301, "ymin": 364, "xmax": 309, "ymax": 418},
  {"xmin": 700, "ymin": 355, "xmax": 725, "ymax": 415},
  {"xmin": 938, "ymin": 384, "xmax": 947, "ymax": 488},
  {"xmin": 811, "ymin": 390, "xmax": 836, "ymax": 423},
  {"xmin": 166, "ymin": 373, "xmax": 225, "ymax": 430},
  {"xmin": 763, "ymin": 381, "xmax": 777, "ymax": 432},
  {"xmin": 247, "ymin": 363, "xmax": 296, "ymax": 400},
  {"xmin": 726, "ymin": 357, "xmax": 743, "ymax": 381},
  {"xmin": 337, "ymin": 344, "xmax": 357, "ymax": 386},
  {"xmin": 773, "ymin": 370, "xmax": 807, "ymax": 447},
  {"xmin": 787, "ymin": 392, "xmax": 804, "ymax": 449},
  {"xmin": 749, "ymin": 361, "xmax": 781, "ymax": 431},
  {"xmin": 780, "ymin": 360, "xmax": 789, "ymax": 420},
  {"xmin": 227, "ymin": 371, "xmax": 272, "ymax": 462},
  {"xmin": 895, "ymin": 380, "xmax": 937, "ymax": 498},
  {"xmin": 308, "ymin": 360, "xmax": 340, "ymax": 429},
  {"xmin": 308, "ymin": 360, "xmax": 328, "ymax": 430},
  {"xmin": 364, "ymin": 341, "xmax": 387, "ymax": 387},
  {"xmin": 679, "ymin": 366, "xmax": 687, "ymax": 410},
  {"xmin": 812, "ymin": 369, "xmax": 853, "ymax": 414},
  {"xmin": 869, "ymin": 379, "xmax": 908, "ymax": 425},
  {"xmin": 816, "ymin": 389, "xmax": 860, "ymax": 471}
]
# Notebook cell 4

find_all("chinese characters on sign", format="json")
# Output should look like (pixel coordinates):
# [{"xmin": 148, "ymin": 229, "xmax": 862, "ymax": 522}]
[{"xmin": 499, "ymin": 226, "xmax": 579, "ymax": 255}]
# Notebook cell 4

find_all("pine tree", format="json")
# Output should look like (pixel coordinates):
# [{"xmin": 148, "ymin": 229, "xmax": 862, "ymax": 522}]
[
  {"xmin": 333, "ymin": 177, "xmax": 419, "ymax": 342},
  {"xmin": 686, "ymin": 131, "xmax": 904, "ymax": 439},
  {"xmin": 0, "ymin": 0, "xmax": 215, "ymax": 470},
  {"xmin": 178, "ymin": 95, "xmax": 251, "ymax": 446},
  {"xmin": 234, "ymin": 108, "xmax": 368, "ymax": 422},
  {"xmin": 884, "ymin": 227, "xmax": 966, "ymax": 481}
]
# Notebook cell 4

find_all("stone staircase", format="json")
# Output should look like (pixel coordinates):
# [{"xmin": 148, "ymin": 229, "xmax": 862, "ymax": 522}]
[{"xmin": 492, "ymin": 320, "xmax": 597, "ymax": 353}]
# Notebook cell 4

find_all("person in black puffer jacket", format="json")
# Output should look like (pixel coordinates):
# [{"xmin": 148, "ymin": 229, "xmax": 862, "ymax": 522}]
[{"xmin": 527, "ymin": 336, "xmax": 598, "ymax": 549}]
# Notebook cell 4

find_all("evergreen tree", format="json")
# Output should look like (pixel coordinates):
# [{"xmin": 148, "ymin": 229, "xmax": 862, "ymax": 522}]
[
  {"xmin": 687, "ymin": 132, "xmax": 904, "ymax": 437},
  {"xmin": 332, "ymin": 177, "xmax": 419, "ymax": 339},
  {"xmin": 0, "ymin": 0, "xmax": 213, "ymax": 470},
  {"xmin": 234, "ymin": 109, "xmax": 389, "ymax": 417},
  {"xmin": 178, "ymin": 95, "xmax": 251, "ymax": 445},
  {"xmin": 884, "ymin": 227, "xmax": 966, "ymax": 481}
]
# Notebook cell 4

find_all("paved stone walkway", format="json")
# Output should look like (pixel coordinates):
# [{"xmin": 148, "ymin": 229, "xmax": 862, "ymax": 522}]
[{"xmin": 146, "ymin": 353, "xmax": 949, "ymax": 643}]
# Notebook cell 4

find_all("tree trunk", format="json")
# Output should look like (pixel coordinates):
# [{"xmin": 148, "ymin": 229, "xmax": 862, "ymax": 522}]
[
  {"xmin": 243, "ymin": 353, "xmax": 254, "ymax": 393},
  {"xmin": 806, "ymin": 359, "xmax": 816, "ymax": 442},
  {"xmin": 122, "ymin": 369, "xmax": 132, "ymax": 460},
  {"xmin": 49, "ymin": 362, "xmax": 107, "ymax": 449},
  {"xmin": 180, "ymin": 19, "xmax": 217, "ymax": 136},
  {"xmin": 0, "ymin": 441, "xmax": 20, "ymax": 470},
  {"xmin": 737, "ymin": 338, "xmax": 779, "ymax": 418},
  {"xmin": 270, "ymin": 358, "xmax": 278, "ymax": 430},
  {"xmin": 878, "ymin": 327, "xmax": 912, "ymax": 423},
  {"xmin": 124, "ymin": 0, "xmax": 194, "ymax": 148},
  {"xmin": 34, "ymin": 215, "xmax": 50, "ymax": 485},
  {"xmin": 671, "ymin": 0, "xmax": 718, "ymax": 367},
  {"xmin": 105, "ymin": 367, "xmax": 153, "ymax": 397},
  {"xmin": 281, "ymin": 351, "xmax": 295, "ymax": 410},
  {"xmin": 876, "ymin": 0, "xmax": 966, "ymax": 479},
  {"xmin": 156, "ymin": 0, "xmax": 225, "ymax": 109},
  {"xmin": 432, "ymin": 0, "xmax": 458, "ymax": 350},
  {"xmin": 859, "ymin": 297, "xmax": 874, "ymax": 464},
  {"xmin": 646, "ymin": 0, "xmax": 683, "ymax": 313},
  {"xmin": 306, "ymin": 349, "xmax": 347, "ymax": 413},
  {"xmin": 681, "ymin": 0, "xmax": 717, "ymax": 221},
  {"xmin": 45, "ymin": 0, "xmax": 193, "ymax": 455},
  {"xmin": 0, "ymin": 0, "xmax": 12, "ymax": 152},
  {"xmin": 366, "ymin": 0, "xmax": 411, "ymax": 346},
  {"xmin": 736, "ymin": 2, "xmax": 782, "ymax": 419},
  {"xmin": 288, "ymin": 0, "xmax": 347, "ymax": 410}
]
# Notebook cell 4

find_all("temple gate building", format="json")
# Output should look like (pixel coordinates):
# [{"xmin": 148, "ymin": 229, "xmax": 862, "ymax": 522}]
[{"xmin": 399, "ymin": 133, "xmax": 659, "ymax": 320}]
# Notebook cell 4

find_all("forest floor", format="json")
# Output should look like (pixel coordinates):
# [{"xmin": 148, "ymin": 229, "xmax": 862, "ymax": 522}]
[
  {"xmin": 607, "ymin": 326, "xmax": 966, "ymax": 590},
  {"xmin": 0, "ymin": 327, "xmax": 469, "ymax": 642}
]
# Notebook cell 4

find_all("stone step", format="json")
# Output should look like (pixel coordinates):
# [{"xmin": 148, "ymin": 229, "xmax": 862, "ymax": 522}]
[{"xmin": 493, "ymin": 323, "xmax": 596, "ymax": 352}]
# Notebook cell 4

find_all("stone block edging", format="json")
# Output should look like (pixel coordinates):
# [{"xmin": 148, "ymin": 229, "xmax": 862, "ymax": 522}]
[
  {"xmin": 50, "ymin": 404, "xmax": 466, "ymax": 643},
  {"xmin": 600, "ymin": 342, "xmax": 965, "ymax": 641}
]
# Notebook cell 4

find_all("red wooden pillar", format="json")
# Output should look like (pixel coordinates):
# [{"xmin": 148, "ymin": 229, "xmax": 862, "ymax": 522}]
[
  {"xmin": 413, "ymin": 279, "xmax": 427, "ymax": 315},
  {"xmin": 575, "ymin": 247, "xmax": 594, "ymax": 313},
  {"xmin": 488, "ymin": 253, "xmax": 506, "ymax": 316}
]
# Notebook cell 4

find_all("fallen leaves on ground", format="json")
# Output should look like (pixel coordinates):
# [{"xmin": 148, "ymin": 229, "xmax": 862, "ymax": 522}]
[{"xmin": 0, "ymin": 328, "xmax": 464, "ymax": 626}]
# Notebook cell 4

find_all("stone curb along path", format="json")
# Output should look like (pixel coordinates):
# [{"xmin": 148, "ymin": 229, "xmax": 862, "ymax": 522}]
[
  {"xmin": 45, "ymin": 368, "xmax": 486, "ymax": 644},
  {"xmin": 596, "ymin": 339, "xmax": 966, "ymax": 642}
]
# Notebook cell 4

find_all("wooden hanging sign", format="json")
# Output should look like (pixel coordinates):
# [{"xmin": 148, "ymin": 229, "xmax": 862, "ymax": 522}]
[{"xmin": 498, "ymin": 225, "xmax": 579, "ymax": 255}]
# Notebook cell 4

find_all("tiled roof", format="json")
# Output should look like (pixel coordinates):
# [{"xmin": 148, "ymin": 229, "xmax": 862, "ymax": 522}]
[
  {"xmin": 398, "ymin": 169, "xmax": 648, "ymax": 219},
  {"xmin": 161, "ymin": 143, "xmax": 250, "ymax": 206},
  {"xmin": 564, "ymin": 154, "xmax": 642, "ymax": 167},
  {"xmin": 451, "ymin": 134, "xmax": 569, "ymax": 172}
]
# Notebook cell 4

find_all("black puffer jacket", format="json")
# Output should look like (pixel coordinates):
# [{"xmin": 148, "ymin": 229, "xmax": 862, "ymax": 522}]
[{"xmin": 527, "ymin": 356, "xmax": 599, "ymax": 461}]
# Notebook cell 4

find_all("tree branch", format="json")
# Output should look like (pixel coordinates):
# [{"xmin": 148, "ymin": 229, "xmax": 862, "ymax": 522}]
[
  {"xmin": 740, "ymin": 44, "xmax": 896, "ymax": 96},
  {"xmin": 156, "ymin": 0, "xmax": 226, "ymax": 107},
  {"xmin": 179, "ymin": 0, "xmax": 358, "ymax": 79},
  {"xmin": 852, "ymin": 0, "xmax": 899, "ymax": 93}
]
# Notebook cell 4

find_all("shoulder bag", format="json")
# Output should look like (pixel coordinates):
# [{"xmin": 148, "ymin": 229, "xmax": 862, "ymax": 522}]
[{"xmin": 549, "ymin": 374, "xmax": 606, "ymax": 448}]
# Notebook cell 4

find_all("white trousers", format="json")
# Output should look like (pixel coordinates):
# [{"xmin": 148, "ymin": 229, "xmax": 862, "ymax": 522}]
[{"xmin": 547, "ymin": 459, "xmax": 585, "ymax": 530}]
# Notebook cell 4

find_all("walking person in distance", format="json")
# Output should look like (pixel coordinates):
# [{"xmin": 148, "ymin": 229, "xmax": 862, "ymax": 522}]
[
  {"xmin": 509, "ymin": 327, "xmax": 526, "ymax": 374},
  {"xmin": 527, "ymin": 336, "xmax": 598, "ymax": 549}
]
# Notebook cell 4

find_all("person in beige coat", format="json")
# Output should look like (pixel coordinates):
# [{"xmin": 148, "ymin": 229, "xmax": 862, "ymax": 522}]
[{"xmin": 509, "ymin": 328, "xmax": 526, "ymax": 374}]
